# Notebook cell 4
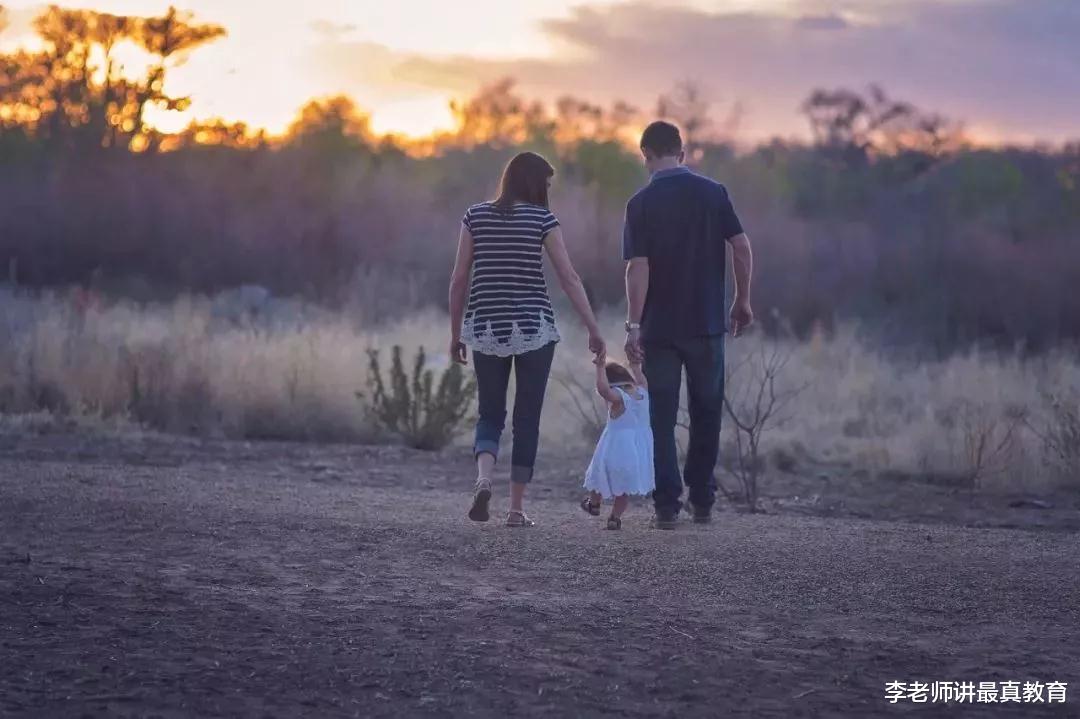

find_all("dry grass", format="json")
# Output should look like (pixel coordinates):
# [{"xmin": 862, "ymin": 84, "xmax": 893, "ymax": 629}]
[{"xmin": 1, "ymin": 289, "xmax": 1077, "ymax": 492}]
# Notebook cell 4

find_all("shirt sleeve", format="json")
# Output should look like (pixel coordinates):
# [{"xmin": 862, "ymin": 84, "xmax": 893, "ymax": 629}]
[
  {"xmin": 717, "ymin": 187, "xmax": 744, "ymax": 240},
  {"xmin": 540, "ymin": 210, "xmax": 560, "ymax": 237},
  {"xmin": 462, "ymin": 206, "xmax": 474, "ymax": 232},
  {"xmin": 622, "ymin": 198, "xmax": 648, "ymax": 260}
]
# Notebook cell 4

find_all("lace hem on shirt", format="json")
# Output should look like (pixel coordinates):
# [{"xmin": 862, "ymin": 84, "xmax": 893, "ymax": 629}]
[{"xmin": 461, "ymin": 315, "xmax": 561, "ymax": 357}]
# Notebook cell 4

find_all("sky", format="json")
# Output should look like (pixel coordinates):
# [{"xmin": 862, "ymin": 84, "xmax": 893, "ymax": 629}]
[{"xmin": 1, "ymin": 0, "xmax": 1078, "ymax": 143}]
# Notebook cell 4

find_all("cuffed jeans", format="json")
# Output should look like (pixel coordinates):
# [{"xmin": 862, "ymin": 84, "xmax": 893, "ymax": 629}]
[
  {"xmin": 472, "ymin": 341, "xmax": 556, "ymax": 484},
  {"xmin": 644, "ymin": 335, "xmax": 725, "ymax": 515}
]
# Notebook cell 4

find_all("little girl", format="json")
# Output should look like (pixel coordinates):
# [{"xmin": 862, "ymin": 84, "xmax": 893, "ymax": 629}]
[{"xmin": 580, "ymin": 353, "xmax": 655, "ymax": 529}]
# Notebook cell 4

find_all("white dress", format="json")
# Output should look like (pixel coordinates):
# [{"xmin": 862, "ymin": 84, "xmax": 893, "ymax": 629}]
[{"xmin": 584, "ymin": 386, "xmax": 655, "ymax": 498}]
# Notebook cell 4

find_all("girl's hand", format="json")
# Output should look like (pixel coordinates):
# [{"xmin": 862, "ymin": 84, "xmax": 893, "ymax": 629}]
[
  {"xmin": 450, "ymin": 337, "xmax": 468, "ymax": 365},
  {"xmin": 592, "ymin": 350, "xmax": 606, "ymax": 367}
]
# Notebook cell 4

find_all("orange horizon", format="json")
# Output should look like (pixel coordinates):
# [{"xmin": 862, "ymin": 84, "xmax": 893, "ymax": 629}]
[{"xmin": 2, "ymin": 1, "xmax": 1075, "ymax": 150}]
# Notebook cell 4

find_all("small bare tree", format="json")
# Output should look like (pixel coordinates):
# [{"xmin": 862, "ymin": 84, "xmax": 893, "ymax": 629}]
[
  {"xmin": 951, "ymin": 400, "xmax": 1025, "ymax": 487},
  {"xmin": 553, "ymin": 367, "xmax": 606, "ymax": 445},
  {"xmin": 722, "ymin": 343, "xmax": 805, "ymax": 511},
  {"xmin": 1025, "ymin": 390, "xmax": 1080, "ymax": 484}
]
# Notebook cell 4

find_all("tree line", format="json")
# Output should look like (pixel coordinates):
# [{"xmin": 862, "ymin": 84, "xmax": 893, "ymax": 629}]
[{"xmin": 2, "ymin": 4, "xmax": 1079, "ymax": 353}]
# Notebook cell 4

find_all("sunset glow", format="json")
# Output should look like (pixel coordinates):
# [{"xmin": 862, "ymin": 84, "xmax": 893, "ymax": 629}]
[{"xmin": 1, "ymin": 0, "xmax": 1077, "ymax": 143}]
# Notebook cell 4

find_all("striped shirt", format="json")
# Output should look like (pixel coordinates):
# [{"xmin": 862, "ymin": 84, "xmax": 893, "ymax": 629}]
[{"xmin": 460, "ymin": 202, "xmax": 561, "ymax": 357}]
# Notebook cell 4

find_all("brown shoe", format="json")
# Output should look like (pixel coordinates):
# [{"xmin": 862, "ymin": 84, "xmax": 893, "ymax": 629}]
[
  {"xmin": 649, "ymin": 510, "xmax": 678, "ymax": 530},
  {"xmin": 688, "ymin": 502, "xmax": 713, "ymax": 524},
  {"xmin": 580, "ymin": 496, "xmax": 601, "ymax": 516}
]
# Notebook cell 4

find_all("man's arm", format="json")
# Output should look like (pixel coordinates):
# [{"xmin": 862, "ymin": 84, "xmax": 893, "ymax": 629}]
[
  {"xmin": 622, "ymin": 198, "xmax": 649, "ymax": 362},
  {"xmin": 727, "ymin": 232, "xmax": 754, "ymax": 336},
  {"xmin": 625, "ymin": 257, "xmax": 649, "ymax": 360}
]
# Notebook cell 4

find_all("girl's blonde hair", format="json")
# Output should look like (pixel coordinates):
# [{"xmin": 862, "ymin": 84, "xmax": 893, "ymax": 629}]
[{"xmin": 605, "ymin": 361, "xmax": 635, "ymax": 386}]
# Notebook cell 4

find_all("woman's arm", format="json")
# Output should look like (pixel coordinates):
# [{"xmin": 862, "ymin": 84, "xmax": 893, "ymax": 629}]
[
  {"xmin": 448, "ymin": 224, "xmax": 474, "ymax": 364},
  {"xmin": 544, "ymin": 226, "xmax": 604, "ymax": 356}
]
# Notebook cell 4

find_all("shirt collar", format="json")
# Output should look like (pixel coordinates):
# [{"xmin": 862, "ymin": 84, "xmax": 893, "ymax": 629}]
[{"xmin": 650, "ymin": 166, "xmax": 691, "ymax": 181}]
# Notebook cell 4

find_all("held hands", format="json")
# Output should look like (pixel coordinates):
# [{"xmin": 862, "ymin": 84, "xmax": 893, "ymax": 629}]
[
  {"xmin": 729, "ymin": 298, "xmax": 754, "ymax": 337},
  {"xmin": 588, "ymin": 328, "xmax": 606, "ymax": 361}
]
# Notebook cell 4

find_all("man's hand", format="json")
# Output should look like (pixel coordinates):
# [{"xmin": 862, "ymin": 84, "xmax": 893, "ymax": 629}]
[
  {"xmin": 450, "ymin": 337, "xmax": 468, "ymax": 364},
  {"xmin": 729, "ymin": 298, "xmax": 754, "ymax": 337},
  {"xmin": 624, "ymin": 328, "xmax": 644, "ymax": 363}
]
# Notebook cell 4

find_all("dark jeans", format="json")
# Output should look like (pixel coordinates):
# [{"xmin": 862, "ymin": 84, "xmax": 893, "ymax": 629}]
[
  {"xmin": 472, "ymin": 342, "xmax": 556, "ymax": 484},
  {"xmin": 644, "ymin": 335, "xmax": 725, "ymax": 515}
]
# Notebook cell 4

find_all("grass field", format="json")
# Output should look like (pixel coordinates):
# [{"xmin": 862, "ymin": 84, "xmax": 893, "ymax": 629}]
[{"xmin": 1, "ymin": 289, "xmax": 1076, "ymax": 496}]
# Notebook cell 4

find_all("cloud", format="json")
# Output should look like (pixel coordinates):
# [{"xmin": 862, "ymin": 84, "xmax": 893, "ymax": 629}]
[
  {"xmin": 794, "ymin": 13, "xmax": 850, "ymax": 31},
  {"xmin": 304, "ymin": 0, "xmax": 1080, "ymax": 142},
  {"xmin": 310, "ymin": 19, "xmax": 358, "ymax": 40}
]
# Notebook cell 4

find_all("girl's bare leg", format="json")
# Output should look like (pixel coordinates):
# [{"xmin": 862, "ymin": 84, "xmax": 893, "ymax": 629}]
[
  {"xmin": 589, "ymin": 490, "xmax": 603, "ymax": 507},
  {"xmin": 611, "ymin": 494, "xmax": 629, "ymax": 519}
]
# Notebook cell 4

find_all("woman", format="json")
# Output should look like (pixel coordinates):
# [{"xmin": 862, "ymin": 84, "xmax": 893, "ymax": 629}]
[{"xmin": 449, "ymin": 151, "xmax": 604, "ymax": 527}]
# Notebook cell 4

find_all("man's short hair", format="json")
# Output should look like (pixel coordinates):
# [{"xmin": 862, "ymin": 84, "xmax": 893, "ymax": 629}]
[{"xmin": 640, "ymin": 121, "xmax": 683, "ymax": 157}]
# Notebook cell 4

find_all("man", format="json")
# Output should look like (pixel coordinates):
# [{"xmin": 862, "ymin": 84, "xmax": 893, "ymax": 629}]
[{"xmin": 623, "ymin": 120, "xmax": 754, "ymax": 529}]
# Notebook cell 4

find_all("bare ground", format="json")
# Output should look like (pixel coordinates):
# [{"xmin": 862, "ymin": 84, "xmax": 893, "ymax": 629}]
[{"xmin": 1, "ymin": 432, "xmax": 1078, "ymax": 718}]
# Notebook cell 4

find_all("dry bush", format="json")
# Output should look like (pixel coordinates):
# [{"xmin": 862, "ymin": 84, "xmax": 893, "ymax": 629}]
[
  {"xmin": 362, "ymin": 345, "xmax": 475, "ymax": 450},
  {"xmin": 552, "ymin": 368, "xmax": 607, "ymax": 445},
  {"xmin": 1026, "ymin": 390, "xmax": 1080, "ymax": 486},
  {"xmin": 937, "ymin": 399, "xmax": 1026, "ymax": 487},
  {"xmin": 721, "ymin": 341, "xmax": 806, "ymax": 511}
]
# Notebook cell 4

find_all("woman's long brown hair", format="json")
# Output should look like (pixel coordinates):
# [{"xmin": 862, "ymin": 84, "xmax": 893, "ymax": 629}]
[{"xmin": 493, "ymin": 151, "xmax": 555, "ymax": 212}]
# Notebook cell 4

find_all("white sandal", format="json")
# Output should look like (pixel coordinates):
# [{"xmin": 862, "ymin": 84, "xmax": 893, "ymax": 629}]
[{"xmin": 505, "ymin": 509, "xmax": 535, "ymax": 527}]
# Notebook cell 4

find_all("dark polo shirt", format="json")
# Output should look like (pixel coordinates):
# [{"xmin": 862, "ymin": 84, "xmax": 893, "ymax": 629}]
[{"xmin": 622, "ymin": 166, "xmax": 744, "ymax": 341}]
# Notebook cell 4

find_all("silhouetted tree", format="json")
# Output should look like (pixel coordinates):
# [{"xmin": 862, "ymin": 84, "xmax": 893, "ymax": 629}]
[
  {"xmin": 162, "ymin": 118, "xmax": 265, "ymax": 151},
  {"xmin": 447, "ymin": 78, "xmax": 551, "ymax": 148},
  {"xmin": 284, "ymin": 95, "xmax": 372, "ymax": 153},
  {"xmin": 802, "ymin": 84, "xmax": 963, "ymax": 162},
  {"xmin": 129, "ymin": 7, "xmax": 226, "ymax": 150},
  {"xmin": 0, "ymin": 5, "xmax": 224, "ymax": 151}
]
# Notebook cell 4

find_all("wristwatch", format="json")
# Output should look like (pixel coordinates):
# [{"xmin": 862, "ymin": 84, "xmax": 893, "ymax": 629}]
[{"xmin": 625, "ymin": 321, "xmax": 641, "ymax": 332}]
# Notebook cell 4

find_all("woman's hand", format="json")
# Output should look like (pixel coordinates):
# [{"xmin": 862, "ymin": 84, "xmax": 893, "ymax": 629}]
[
  {"xmin": 450, "ymin": 337, "xmax": 468, "ymax": 365},
  {"xmin": 587, "ymin": 328, "xmax": 606, "ymax": 359}
]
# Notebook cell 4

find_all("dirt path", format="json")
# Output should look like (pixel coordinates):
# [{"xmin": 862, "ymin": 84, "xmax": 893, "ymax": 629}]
[{"xmin": 1, "ymin": 438, "xmax": 1078, "ymax": 717}]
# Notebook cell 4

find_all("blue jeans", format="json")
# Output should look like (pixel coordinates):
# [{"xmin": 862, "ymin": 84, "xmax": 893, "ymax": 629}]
[
  {"xmin": 472, "ymin": 342, "xmax": 556, "ymax": 484},
  {"xmin": 644, "ymin": 335, "xmax": 725, "ymax": 515}
]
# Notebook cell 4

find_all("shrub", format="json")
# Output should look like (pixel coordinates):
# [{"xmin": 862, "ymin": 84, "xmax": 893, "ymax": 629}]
[
  {"xmin": 949, "ymin": 399, "xmax": 1024, "ymax": 487},
  {"xmin": 362, "ymin": 345, "xmax": 475, "ymax": 450},
  {"xmin": 722, "ymin": 342, "xmax": 806, "ymax": 511},
  {"xmin": 552, "ymin": 369, "xmax": 606, "ymax": 445},
  {"xmin": 1028, "ymin": 390, "xmax": 1080, "ymax": 485}
]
